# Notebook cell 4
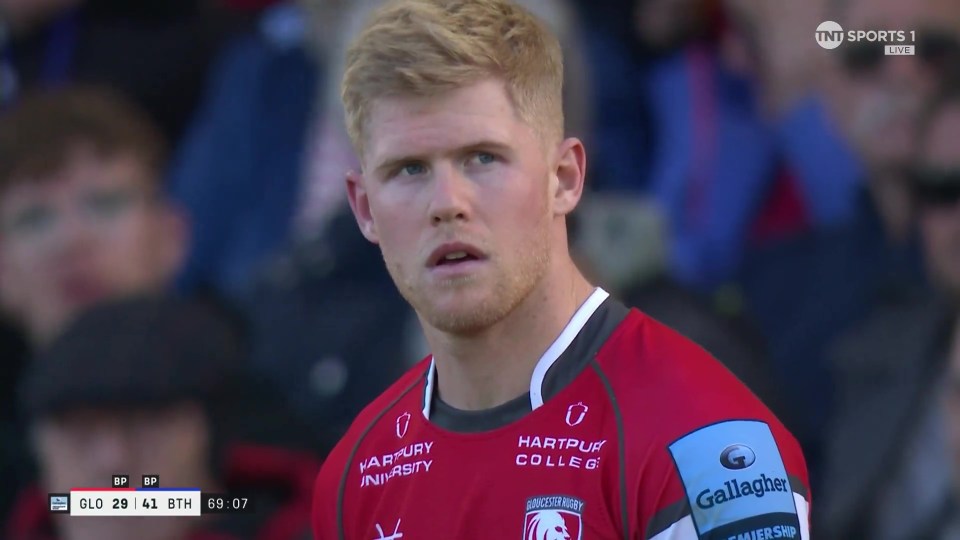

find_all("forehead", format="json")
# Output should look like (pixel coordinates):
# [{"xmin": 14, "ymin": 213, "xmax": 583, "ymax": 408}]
[
  {"xmin": 922, "ymin": 105, "xmax": 960, "ymax": 166},
  {"xmin": 2, "ymin": 149, "xmax": 151, "ymax": 205},
  {"xmin": 846, "ymin": 0, "xmax": 960, "ymax": 30},
  {"xmin": 364, "ymin": 79, "xmax": 534, "ymax": 167}
]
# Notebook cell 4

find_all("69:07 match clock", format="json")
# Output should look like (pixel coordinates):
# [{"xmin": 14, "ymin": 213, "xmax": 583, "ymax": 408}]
[{"xmin": 202, "ymin": 494, "xmax": 253, "ymax": 514}]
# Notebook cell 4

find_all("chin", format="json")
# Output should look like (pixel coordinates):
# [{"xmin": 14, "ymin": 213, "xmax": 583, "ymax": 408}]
[
  {"xmin": 419, "ymin": 288, "xmax": 512, "ymax": 334},
  {"xmin": 425, "ymin": 300, "xmax": 492, "ymax": 334}
]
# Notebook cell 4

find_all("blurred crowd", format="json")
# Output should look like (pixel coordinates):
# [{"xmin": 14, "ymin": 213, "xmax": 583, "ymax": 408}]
[{"xmin": 0, "ymin": 0, "xmax": 958, "ymax": 538}]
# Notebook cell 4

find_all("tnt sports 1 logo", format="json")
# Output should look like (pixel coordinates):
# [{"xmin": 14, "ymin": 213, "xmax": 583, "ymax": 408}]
[
  {"xmin": 816, "ymin": 21, "xmax": 916, "ymax": 54},
  {"xmin": 522, "ymin": 495, "xmax": 584, "ymax": 540},
  {"xmin": 816, "ymin": 21, "xmax": 845, "ymax": 49}
]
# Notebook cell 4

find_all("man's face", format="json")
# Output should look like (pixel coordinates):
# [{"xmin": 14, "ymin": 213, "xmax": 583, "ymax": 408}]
[
  {"xmin": 347, "ymin": 79, "xmax": 579, "ymax": 334},
  {"xmin": 33, "ymin": 403, "xmax": 210, "ymax": 540},
  {"xmin": 916, "ymin": 105, "xmax": 960, "ymax": 298},
  {"xmin": 826, "ymin": 0, "xmax": 960, "ymax": 172},
  {"xmin": 0, "ymin": 148, "xmax": 185, "ymax": 345}
]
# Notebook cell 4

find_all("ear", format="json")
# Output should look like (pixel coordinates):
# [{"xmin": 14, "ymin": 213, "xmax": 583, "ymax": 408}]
[
  {"xmin": 345, "ymin": 170, "xmax": 379, "ymax": 244},
  {"xmin": 551, "ymin": 137, "xmax": 587, "ymax": 216}
]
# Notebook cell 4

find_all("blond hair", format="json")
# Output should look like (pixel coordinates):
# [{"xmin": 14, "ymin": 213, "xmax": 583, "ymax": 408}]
[{"xmin": 341, "ymin": 0, "xmax": 565, "ymax": 158}]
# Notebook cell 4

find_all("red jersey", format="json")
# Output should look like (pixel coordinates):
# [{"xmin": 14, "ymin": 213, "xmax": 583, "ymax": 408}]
[{"xmin": 313, "ymin": 289, "xmax": 810, "ymax": 539}]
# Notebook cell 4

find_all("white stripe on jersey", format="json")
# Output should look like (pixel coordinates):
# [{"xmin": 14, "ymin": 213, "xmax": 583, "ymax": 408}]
[{"xmin": 529, "ymin": 287, "xmax": 609, "ymax": 410}]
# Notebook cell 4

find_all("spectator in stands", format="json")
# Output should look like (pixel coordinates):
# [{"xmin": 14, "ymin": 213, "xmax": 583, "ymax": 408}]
[
  {"xmin": 0, "ymin": 88, "xmax": 186, "ymax": 346},
  {"xmin": 168, "ymin": 0, "xmax": 322, "ymax": 298},
  {"xmin": 0, "ymin": 0, "xmax": 239, "ymax": 141},
  {"xmin": 572, "ymin": 0, "xmax": 860, "ymax": 291},
  {"xmin": 8, "ymin": 295, "xmax": 317, "ymax": 540},
  {"xmin": 738, "ymin": 0, "xmax": 959, "ymax": 483},
  {"xmin": 819, "ymin": 91, "xmax": 960, "ymax": 540},
  {"xmin": 822, "ymin": 0, "xmax": 960, "ymax": 243}
]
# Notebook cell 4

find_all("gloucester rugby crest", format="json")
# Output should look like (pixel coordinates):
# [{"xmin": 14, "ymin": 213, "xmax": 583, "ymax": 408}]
[{"xmin": 522, "ymin": 495, "xmax": 583, "ymax": 540}]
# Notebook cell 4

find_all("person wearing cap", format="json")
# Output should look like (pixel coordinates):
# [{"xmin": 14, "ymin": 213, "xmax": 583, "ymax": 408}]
[
  {"xmin": 6, "ymin": 295, "xmax": 318, "ymax": 540},
  {"xmin": 819, "ymin": 91, "xmax": 960, "ymax": 540}
]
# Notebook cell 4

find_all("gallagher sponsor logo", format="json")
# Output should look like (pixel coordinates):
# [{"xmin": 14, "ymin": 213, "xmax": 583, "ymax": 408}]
[{"xmin": 695, "ymin": 474, "xmax": 790, "ymax": 509}]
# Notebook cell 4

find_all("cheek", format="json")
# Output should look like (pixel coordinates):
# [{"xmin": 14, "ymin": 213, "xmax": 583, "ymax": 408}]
[
  {"xmin": 4, "ymin": 241, "xmax": 52, "ymax": 278},
  {"xmin": 99, "ymin": 216, "xmax": 163, "ymax": 280},
  {"xmin": 0, "ymin": 242, "xmax": 57, "ymax": 311},
  {"xmin": 369, "ymin": 190, "xmax": 420, "ymax": 262},
  {"xmin": 485, "ymin": 175, "xmax": 549, "ymax": 247},
  {"xmin": 36, "ymin": 438, "xmax": 92, "ymax": 491},
  {"xmin": 504, "ymin": 172, "xmax": 550, "ymax": 225},
  {"xmin": 105, "ymin": 213, "xmax": 153, "ymax": 250}
]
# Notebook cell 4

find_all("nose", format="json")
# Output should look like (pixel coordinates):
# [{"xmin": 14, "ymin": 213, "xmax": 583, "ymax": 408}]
[{"xmin": 428, "ymin": 164, "xmax": 473, "ymax": 225}]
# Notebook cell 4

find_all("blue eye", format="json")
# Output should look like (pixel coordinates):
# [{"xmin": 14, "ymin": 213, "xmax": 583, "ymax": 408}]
[
  {"xmin": 474, "ymin": 152, "xmax": 496, "ymax": 165},
  {"xmin": 399, "ymin": 163, "xmax": 427, "ymax": 176}
]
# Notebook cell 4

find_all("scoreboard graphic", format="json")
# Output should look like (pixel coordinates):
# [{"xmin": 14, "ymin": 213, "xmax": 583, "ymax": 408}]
[{"xmin": 49, "ymin": 475, "xmax": 252, "ymax": 517}]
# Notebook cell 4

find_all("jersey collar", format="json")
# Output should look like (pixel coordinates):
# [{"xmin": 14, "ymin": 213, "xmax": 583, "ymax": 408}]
[{"xmin": 421, "ymin": 287, "xmax": 611, "ymax": 420}]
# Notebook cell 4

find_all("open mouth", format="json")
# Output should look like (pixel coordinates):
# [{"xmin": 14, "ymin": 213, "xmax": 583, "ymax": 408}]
[
  {"xmin": 435, "ymin": 251, "xmax": 480, "ymax": 266},
  {"xmin": 428, "ymin": 243, "xmax": 486, "ymax": 268}
]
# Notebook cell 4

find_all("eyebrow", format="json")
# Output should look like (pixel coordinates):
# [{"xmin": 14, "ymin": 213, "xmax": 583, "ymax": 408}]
[{"xmin": 372, "ymin": 140, "xmax": 515, "ymax": 178}]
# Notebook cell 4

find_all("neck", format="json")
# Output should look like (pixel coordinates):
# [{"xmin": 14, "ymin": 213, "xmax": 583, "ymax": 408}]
[{"xmin": 425, "ymin": 257, "xmax": 595, "ymax": 411}]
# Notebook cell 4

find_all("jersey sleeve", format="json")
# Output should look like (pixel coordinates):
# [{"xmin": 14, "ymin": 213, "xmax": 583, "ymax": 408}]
[
  {"xmin": 621, "ymin": 316, "xmax": 812, "ymax": 540},
  {"xmin": 640, "ymin": 418, "xmax": 811, "ymax": 540}
]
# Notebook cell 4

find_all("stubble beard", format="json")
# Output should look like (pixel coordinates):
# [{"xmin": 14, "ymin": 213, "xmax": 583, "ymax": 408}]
[{"xmin": 387, "ymin": 219, "xmax": 553, "ymax": 336}]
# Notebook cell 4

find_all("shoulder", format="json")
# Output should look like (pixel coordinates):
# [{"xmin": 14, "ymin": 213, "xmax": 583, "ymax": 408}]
[
  {"xmin": 312, "ymin": 358, "xmax": 429, "ymax": 536},
  {"xmin": 602, "ymin": 309, "xmax": 799, "ymax": 450},
  {"xmin": 596, "ymin": 310, "xmax": 810, "ymax": 538},
  {"xmin": 599, "ymin": 309, "xmax": 776, "ymax": 418},
  {"xmin": 317, "ymin": 357, "xmax": 429, "ymax": 474}
]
